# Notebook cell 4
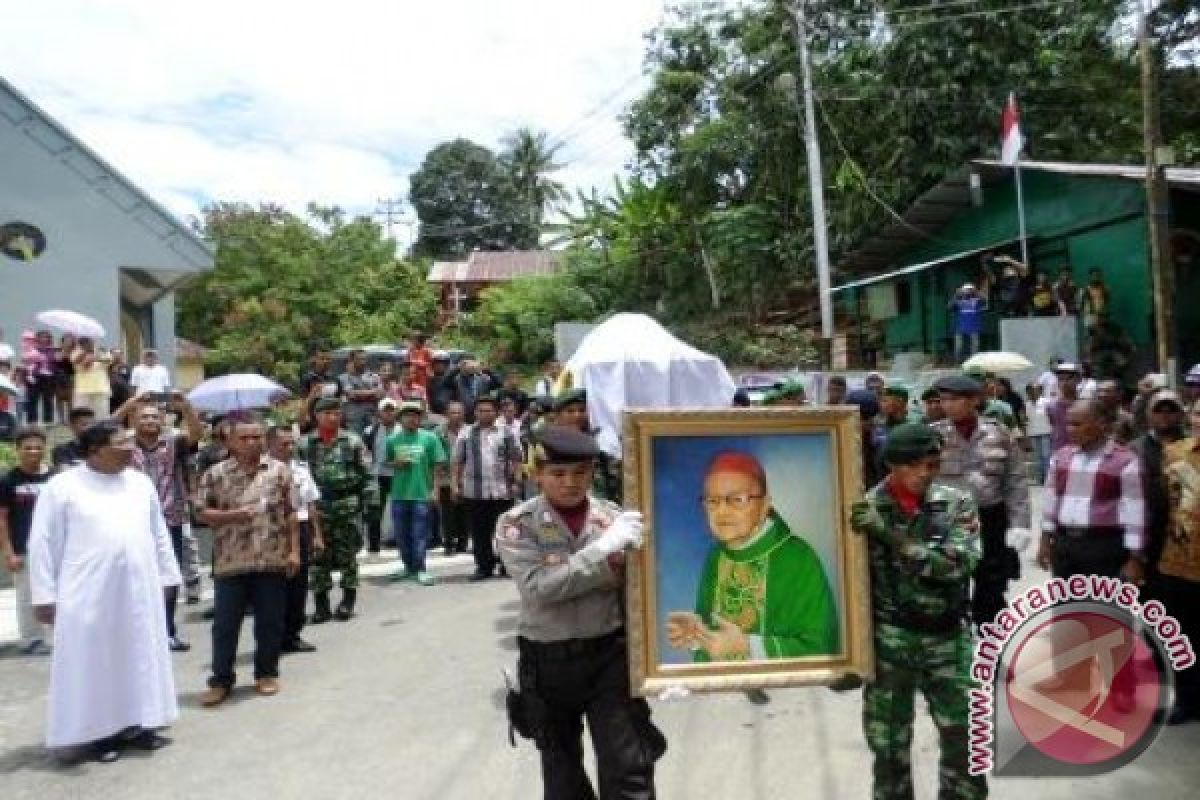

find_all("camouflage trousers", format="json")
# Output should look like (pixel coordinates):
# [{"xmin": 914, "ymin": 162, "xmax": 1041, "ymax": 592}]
[
  {"xmin": 863, "ymin": 623, "xmax": 987, "ymax": 800},
  {"xmin": 310, "ymin": 511, "xmax": 363, "ymax": 593}
]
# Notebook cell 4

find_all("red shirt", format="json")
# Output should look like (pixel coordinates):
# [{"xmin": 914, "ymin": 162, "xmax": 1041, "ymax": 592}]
[{"xmin": 408, "ymin": 346, "xmax": 432, "ymax": 388}]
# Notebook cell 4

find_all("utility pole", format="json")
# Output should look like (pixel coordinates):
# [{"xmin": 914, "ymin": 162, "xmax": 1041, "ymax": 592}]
[
  {"xmin": 1139, "ymin": 0, "xmax": 1176, "ymax": 376},
  {"xmin": 791, "ymin": 0, "xmax": 834, "ymax": 340}
]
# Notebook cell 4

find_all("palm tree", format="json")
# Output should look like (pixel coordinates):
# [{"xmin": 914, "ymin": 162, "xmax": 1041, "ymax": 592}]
[{"xmin": 500, "ymin": 128, "xmax": 568, "ymax": 246}]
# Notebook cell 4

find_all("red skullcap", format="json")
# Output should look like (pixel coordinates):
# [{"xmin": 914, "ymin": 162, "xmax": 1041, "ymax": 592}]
[{"xmin": 706, "ymin": 451, "xmax": 767, "ymax": 490}]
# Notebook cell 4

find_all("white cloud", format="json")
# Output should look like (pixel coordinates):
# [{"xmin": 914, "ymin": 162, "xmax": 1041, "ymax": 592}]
[{"xmin": 2, "ymin": 0, "xmax": 663, "ymax": 233}]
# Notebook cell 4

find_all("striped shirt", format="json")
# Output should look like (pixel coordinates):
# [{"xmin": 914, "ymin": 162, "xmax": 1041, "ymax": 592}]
[
  {"xmin": 454, "ymin": 423, "xmax": 521, "ymax": 500},
  {"xmin": 1042, "ymin": 440, "xmax": 1145, "ymax": 551}
]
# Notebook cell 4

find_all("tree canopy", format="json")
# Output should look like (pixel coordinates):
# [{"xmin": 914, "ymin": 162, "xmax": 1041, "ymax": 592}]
[{"xmin": 177, "ymin": 203, "xmax": 436, "ymax": 384}]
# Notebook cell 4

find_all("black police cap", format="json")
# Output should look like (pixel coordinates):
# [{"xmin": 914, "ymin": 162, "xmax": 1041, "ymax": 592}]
[
  {"xmin": 533, "ymin": 425, "xmax": 601, "ymax": 464},
  {"xmin": 933, "ymin": 375, "xmax": 983, "ymax": 396}
]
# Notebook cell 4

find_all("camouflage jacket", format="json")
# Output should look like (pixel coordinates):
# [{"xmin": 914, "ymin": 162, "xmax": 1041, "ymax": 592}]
[
  {"xmin": 862, "ymin": 481, "xmax": 982, "ymax": 628},
  {"xmin": 296, "ymin": 429, "xmax": 373, "ymax": 513},
  {"xmin": 931, "ymin": 417, "xmax": 1029, "ymax": 526}
]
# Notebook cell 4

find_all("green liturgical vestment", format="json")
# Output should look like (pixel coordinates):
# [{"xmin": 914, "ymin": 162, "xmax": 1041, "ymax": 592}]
[{"xmin": 694, "ymin": 513, "xmax": 839, "ymax": 660}]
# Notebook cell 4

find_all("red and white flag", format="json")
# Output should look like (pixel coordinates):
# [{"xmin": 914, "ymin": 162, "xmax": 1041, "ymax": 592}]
[{"xmin": 1000, "ymin": 92, "xmax": 1024, "ymax": 166}]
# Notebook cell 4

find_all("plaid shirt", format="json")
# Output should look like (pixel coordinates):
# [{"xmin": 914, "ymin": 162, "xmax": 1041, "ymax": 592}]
[
  {"xmin": 1042, "ymin": 440, "xmax": 1145, "ymax": 551},
  {"xmin": 197, "ymin": 455, "xmax": 297, "ymax": 576},
  {"xmin": 130, "ymin": 433, "xmax": 190, "ymax": 527}
]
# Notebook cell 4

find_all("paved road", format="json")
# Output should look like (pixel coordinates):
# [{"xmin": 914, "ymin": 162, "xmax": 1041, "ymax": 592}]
[{"xmin": 1, "ymin": 550, "xmax": 1198, "ymax": 799}]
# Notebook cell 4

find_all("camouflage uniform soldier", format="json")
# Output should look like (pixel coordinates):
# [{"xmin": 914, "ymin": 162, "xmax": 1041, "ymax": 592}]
[
  {"xmin": 552, "ymin": 389, "xmax": 621, "ymax": 503},
  {"xmin": 298, "ymin": 398, "xmax": 373, "ymax": 622},
  {"xmin": 851, "ymin": 423, "xmax": 987, "ymax": 800},
  {"xmin": 496, "ymin": 426, "xmax": 665, "ymax": 799},
  {"xmin": 931, "ymin": 375, "xmax": 1030, "ymax": 629}
]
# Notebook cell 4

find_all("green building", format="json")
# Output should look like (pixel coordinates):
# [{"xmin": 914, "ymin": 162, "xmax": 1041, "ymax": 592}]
[{"xmin": 832, "ymin": 161, "xmax": 1200, "ymax": 374}]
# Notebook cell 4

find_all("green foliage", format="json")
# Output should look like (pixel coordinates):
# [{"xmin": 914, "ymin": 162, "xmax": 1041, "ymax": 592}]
[
  {"xmin": 409, "ymin": 139, "xmax": 521, "ymax": 259},
  {"xmin": 464, "ymin": 273, "xmax": 599, "ymax": 364},
  {"xmin": 177, "ymin": 203, "xmax": 435, "ymax": 384}
]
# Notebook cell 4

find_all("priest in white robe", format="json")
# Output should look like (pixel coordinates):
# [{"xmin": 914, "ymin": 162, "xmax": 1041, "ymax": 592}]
[{"xmin": 28, "ymin": 420, "xmax": 181, "ymax": 762}]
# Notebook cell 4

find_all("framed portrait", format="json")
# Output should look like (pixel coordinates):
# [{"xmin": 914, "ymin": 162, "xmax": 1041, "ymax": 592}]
[{"xmin": 623, "ymin": 408, "xmax": 873, "ymax": 695}]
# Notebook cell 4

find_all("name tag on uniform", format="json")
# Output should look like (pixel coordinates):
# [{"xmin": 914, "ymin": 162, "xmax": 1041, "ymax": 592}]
[{"xmin": 924, "ymin": 500, "xmax": 949, "ymax": 513}]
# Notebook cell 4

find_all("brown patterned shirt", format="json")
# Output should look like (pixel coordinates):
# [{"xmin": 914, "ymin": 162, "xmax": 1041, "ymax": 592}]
[{"xmin": 197, "ymin": 455, "xmax": 297, "ymax": 577}]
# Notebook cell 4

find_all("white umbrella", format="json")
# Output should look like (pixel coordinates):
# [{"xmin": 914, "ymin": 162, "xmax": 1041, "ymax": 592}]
[
  {"xmin": 187, "ymin": 373, "xmax": 289, "ymax": 413},
  {"xmin": 563, "ymin": 313, "xmax": 737, "ymax": 457},
  {"xmin": 962, "ymin": 351, "xmax": 1034, "ymax": 373},
  {"xmin": 0, "ymin": 374, "xmax": 18, "ymax": 397},
  {"xmin": 35, "ymin": 309, "xmax": 106, "ymax": 339}
]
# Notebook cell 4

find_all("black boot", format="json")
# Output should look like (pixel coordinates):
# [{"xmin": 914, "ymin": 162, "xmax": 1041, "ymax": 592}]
[
  {"xmin": 311, "ymin": 592, "xmax": 332, "ymax": 624},
  {"xmin": 335, "ymin": 589, "xmax": 356, "ymax": 621}
]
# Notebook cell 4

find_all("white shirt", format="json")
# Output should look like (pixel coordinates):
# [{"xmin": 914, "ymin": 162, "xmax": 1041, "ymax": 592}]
[
  {"xmin": 1027, "ymin": 396, "xmax": 1053, "ymax": 437},
  {"xmin": 1079, "ymin": 378, "xmax": 1098, "ymax": 399},
  {"xmin": 289, "ymin": 460, "xmax": 321, "ymax": 521},
  {"xmin": 131, "ymin": 363, "xmax": 171, "ymax": 393},
  {"xmin": 1037, "ymin": 370, "xmax": 1059, "ymax": 400},
  {"xmin": 0, "ymin": 342, "xmax": 14, "ymax": 362}
]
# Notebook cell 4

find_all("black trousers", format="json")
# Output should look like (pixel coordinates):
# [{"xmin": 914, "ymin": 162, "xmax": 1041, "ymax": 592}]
[
  {"xmin": 465, "ymin": 497, "xmax": 510, "ymax": 576},
  {"xmin": 971, "ymin": 504, "xmax": 1012, "ymax": 628},
  {"xmin": 366, "ymin": 475, "xmax": 392, "ymax": 552},
  {"xmin": 284, "ymin": 522, "xmax": 314, "ymax": 643},
  {"xmin": 1155, "ymin": 574, "xmax": 1200, "ymax": 711},
  {"xmin": 165, "ymin": 525, "xmax": 184, "ymax": 638},
  {"xmin": 209, "ymin": 571, "xmax": 287, "ymax": 688},
  {"xmin": 1050, "ymin": 528, "xmax": 1126, "ymax": 580},
  {"xmin": 520, "ymin": 633, "xmax": 663, "ymax": 800},
  {"xmin": 437, "ymin": 486, "xmax": 468, "ymax": 553},
  {"xmin": 27, "ymin": 375, "xmax": 55, "ymax": 424}
]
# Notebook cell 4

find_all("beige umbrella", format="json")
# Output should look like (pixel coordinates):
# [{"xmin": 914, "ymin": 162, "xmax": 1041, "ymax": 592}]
[{"xmin": 961, "ymin": 351, "xmax": 1034, "ymax": 373}]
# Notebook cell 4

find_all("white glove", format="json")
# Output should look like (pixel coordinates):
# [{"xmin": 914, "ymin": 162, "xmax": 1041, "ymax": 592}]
[
  {"xmin": 588, "ymin": 511, "xmax": 644, "ymax": 557},
  {"xmin": 1006, "ymin": 527, "xmax": 1033, "ymax": 553}
]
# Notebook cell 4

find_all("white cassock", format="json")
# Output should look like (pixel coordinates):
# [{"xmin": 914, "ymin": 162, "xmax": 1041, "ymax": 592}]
[{"xmin": 28, "ymin": 466, "xmax": 182, "ymax": 748}]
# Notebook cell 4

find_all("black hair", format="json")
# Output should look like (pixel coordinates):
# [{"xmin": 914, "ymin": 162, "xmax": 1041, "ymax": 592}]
[
  {"xmin": 79, "ymin": 419, "xmax": 123, "ymax": 456},
  {"xmin": 68, "ymin": 407, "xmax": 97, "ymax": 424},
  {"xmin": 475, "ymin": 395, "xmax": 498, "ymax": 409},
  {"xmin": 14, "ymin": 426, "xmax": 47, "ymax": 445}
]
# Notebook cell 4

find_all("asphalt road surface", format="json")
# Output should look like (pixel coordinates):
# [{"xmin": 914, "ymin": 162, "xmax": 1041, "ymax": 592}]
[{"xmin": 1, "ymin": 551, "xmax": 1198, "ymax": 799}]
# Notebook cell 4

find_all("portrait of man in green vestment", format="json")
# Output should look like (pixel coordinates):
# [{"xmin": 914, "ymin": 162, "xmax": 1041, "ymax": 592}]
[{"xmin": 665, "ymin": 450, "xmax": 840, "ymax": 661}]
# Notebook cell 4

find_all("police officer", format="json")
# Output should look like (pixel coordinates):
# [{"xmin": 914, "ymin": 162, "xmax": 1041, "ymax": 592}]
[
  {"xmin": 496, "ymin": 426, "xmax": 665, "ymax": 799},
  {"xmin": 931, "ymin": 375, "xmax": 1030, "ymax": 629},
  {"xmin": 298, "ymin": 397, "xmax": 373, "ymax": 623},
  {"xmin": 851, "ymin": 423, "xmax": 987, "ymax": 800}
]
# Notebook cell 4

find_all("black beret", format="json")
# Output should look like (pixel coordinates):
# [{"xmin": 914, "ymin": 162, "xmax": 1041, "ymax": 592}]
[
  {"xmin": 533, "ymin": 425, "xmax": 600, "ymax": 464},
  {"xmin": 933, "ymin": 375, "xmax": 983, "ymax": 396},
  {"xmin": 883, "ymin": 384, "xmax": 910, "ymax": 400},
  {"xmin": 313, "ymin": 397, "xmax": 342, "ymax": 413},
  {"xmin": 553, "ymin": 388, "xmax": 587, "ymax": 411},
  {"xmin": 920, "ymin": 387, "xmax": 940, "ymax": 402},
  {"xmin": 883, "ymin": 423, "xmax": 942, "ymax": 465}
]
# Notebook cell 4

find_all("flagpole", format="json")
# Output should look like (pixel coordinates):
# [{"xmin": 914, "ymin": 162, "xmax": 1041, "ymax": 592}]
[{"xmin": 1014, "ymin": 158, "xmax": 1029, "ymax": 265}]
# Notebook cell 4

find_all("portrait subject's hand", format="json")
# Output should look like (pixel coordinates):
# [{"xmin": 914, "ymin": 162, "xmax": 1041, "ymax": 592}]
[
  {"xmin": 666, "ymin": 611, "xmax": 704, "ymax": 649},
  {"xmin": 697, "ymin": 614, "xmax": 751, "ymax": 661}
]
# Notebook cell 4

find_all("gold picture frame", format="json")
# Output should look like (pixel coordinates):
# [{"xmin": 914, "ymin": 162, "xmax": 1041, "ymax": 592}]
[{"xmin": 623, "ymin": 408, "xmax": 874, "ymax": 695}]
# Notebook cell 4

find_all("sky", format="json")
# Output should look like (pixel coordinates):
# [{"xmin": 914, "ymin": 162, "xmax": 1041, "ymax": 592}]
[{"xmin": 1, "ymin": 0, "xmax": 667, "ymax": 241}]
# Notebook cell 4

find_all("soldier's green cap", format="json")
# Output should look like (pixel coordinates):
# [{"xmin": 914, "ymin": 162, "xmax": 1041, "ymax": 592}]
[
  {"xmin": 933, "ymin": 375, "xmax": 983, "ymax": 396},
  {"xmin": 313, "ymin": 397, "xmax": 342, "ymax": 413},
  {"xmin": 882, "ymin": 423, "xmax": 943, "ymax": 465},
  {"xmin": 883, "ymin": 384, "xmax": 910, "ymax": 400},
  {"xmin": 761, "ymin": 380, "xmax": 806, "ymax": 405},
  {"xmin": 553, "ymin": 388, "xmax": 587, "ymax": 411},
  {"xmin": 398, "ymin": 401, "xmax": 423, "ymax": 416},
  {"xmin": 532, "ymin": 425, "xmax": 600, "ymax": 464}
]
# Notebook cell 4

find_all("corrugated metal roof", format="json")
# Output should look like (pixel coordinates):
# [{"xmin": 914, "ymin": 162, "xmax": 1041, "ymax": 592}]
[
  {"xmin": 427, "ymin": 250, "xmax": 561, "ymax": 283},
  {"xmin": 836, "ymin": 159, "xmax": 1200, "ymax": 287}
]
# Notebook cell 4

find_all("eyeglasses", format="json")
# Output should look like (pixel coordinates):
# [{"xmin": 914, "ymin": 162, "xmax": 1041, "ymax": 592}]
[{"xmin": 700, "ymin": 492, "xmax": 765, "ymax": 511}]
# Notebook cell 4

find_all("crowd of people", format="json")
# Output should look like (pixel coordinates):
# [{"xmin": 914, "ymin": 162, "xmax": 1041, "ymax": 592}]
[{"xmin": 4, "ymin": 320, "xmax": 1200, "ymax": 799}]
